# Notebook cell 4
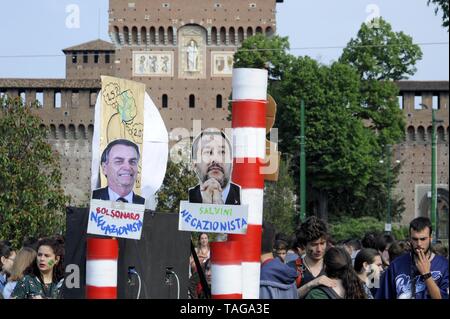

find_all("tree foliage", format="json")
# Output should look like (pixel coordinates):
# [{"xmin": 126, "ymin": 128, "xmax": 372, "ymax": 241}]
[
  {"xmin": 329, "ymin": 216, "xmax": 407, "ymax": 242},
  {"xmin": 340, "ymin": 17, "xmax": 423, "ymax": 81},
  {"xmin": 234, "ymin": 29, "xmax": 412, "ymax": 221},
  {"xmin": 428, "ymin": 0, "xmax": 449, "ymax": 31},
  {"xmin": 263, "ymin": 157, "xmax": 297, "ymax": 235},
  {"xmin": 155, "ymin": 160, "xmax": 198, "ymax": 212},
  {"xmin": 0, "ymin": 97, "xmax": 69, "ymax": 248}
]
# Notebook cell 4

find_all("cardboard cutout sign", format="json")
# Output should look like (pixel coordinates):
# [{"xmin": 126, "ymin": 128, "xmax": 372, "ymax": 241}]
[
  {"xmin": 87, "ymin": 200, "xmax": 145, "ymax": 239},
  {"xmin": 179, "ymin": 201, "xmax": 248, "ymax": 234},
  {"xmin": 91, "ymin": 76, "xmax": 168, "ymax": 209}
]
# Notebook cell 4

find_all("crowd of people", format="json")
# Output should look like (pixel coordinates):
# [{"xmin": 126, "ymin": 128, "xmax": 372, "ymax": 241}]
[
  {"xmin": 186, "ymin": 216, "xmax": 448, "ymax": 300},
  {"xmin": 0, "ymin": 235, "xmax": 65, "ymax": 299},
  {"xmin": 259, "ymin": 216, "xmax": 449, "ymax": 299},
  {"xmin": 2, "ymin": 215, "xmax": 448, "ymax": 299}
]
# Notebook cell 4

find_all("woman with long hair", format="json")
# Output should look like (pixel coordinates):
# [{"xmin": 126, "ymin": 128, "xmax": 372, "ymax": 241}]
[
  {"xmin": 190, "ymin": 233, "xmax": 210, "ymax": 275},
  {"xmin": 305, "ymin": 247, "xmax": 367, "ymax": 299},
  {"xmin": 354, "ymin": 248, "xmax": 383, "ymax": 299},
  {"xmin": 11, "ymin": 237, "xmax": 64, "ymax": 299},
  {"xmin": 2, "ymin": 247, "xmax": 37, "ymax": 299}
]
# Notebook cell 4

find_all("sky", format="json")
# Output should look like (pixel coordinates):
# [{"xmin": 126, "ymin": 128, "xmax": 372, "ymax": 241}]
[{"xmin": 0, "ymin": 0, "xmax": 448, "ymax": 80}]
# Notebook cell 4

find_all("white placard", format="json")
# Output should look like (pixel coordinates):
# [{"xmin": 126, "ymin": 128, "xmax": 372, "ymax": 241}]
[
  {"xmin": 178, "ymin": 201, "xmax": 248, "ymax": 234},
  {"xmin": 87, "ymin": 199, "xmax": 145, "ymax": 240}
]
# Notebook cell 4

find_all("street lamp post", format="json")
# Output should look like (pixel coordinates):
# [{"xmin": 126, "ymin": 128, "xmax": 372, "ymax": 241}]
[
  {"xmin": 380, "ymin": 145, "xmax": 400, "ymax": 234},
  {"xmin": 420, "ymin": 103, "xmax": 442, "ymax": 243},
  {"xmin": 300, "ymin": 100, "xmax": 306, "ymax": 222}
]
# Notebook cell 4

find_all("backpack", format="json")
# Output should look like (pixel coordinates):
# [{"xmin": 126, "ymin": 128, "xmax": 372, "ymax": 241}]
[{"xmin": 294, "ymin": 257, "xmax": 303, "ymax": 288}]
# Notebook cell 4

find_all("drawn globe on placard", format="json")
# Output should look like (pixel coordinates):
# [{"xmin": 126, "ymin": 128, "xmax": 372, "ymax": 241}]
[{"xmin": 117, "ymin": 90, "xmax": 137, "ymax": 124}]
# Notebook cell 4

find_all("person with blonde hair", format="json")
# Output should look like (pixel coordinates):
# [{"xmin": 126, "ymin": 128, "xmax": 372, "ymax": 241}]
[{"xmin": 2, "ymin": 247, "xmax": 36, "ymax": 299}]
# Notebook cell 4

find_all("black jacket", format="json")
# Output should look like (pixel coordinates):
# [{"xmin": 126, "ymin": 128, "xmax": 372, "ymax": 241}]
[
  {"xmin": 92, "ymin": 187, "xmax": 145, "ymax": 205},
  {"xmin": 188, "ymin": 182, "xmax": 241, "ymax": 205}
]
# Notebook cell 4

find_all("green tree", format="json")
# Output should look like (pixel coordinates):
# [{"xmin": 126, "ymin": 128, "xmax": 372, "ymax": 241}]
[
  {"xmin": 340, "ymin": 18, "xmax": 422, "ymax": 147},
  {"xmin": 428, "ymin": 0, "xmax": 449, "ymax": 31},
  {"xmin": 340, "ymin": 18, "xmax": 423, "ymax": 81},
  {"xmin": 263, "ymin": 156, "xmax": 297, "ymax": 235},
  {"xmin": 155, "ymin": 160, "xmax": 197, "ymax": 212},
  {"xmin": 0, "ymin": 96, "xmax": 69, "ymax": 248}
]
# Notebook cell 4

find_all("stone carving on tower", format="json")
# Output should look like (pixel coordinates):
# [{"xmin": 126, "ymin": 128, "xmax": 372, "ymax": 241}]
[{"xmin": 178, "ymin": 25, "xmax": 206, "ymax": 79}]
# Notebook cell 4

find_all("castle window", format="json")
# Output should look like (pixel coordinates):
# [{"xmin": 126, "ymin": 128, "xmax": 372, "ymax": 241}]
[
  {"xmin": 414, "ymin": 94, "xmax": 422, "ymax": 109},
  {"xmin": 162, "ymin": 94, "xmax": 168, "ymax": 108},
  {"xmin": 36, "ymin": 91, "xmax": 44, "ymax": 107},
  {"xmin": 211, "ymin": 27, "xmax": 218, "ymax": 45},
  {"xmin": 189, "ymin": 94, "xmax": 195, "ymax": 108},
  {"xmin": 54, "ymin": 91, "xmax": 61, "ymax": 108},
  {"xmin": 72, "ymin": 53, "xmax": 77, "ymax": 64},
  {"xmin": 19, "ymin": 90, "xmax": 26, "ymax": 103},
  {"xmin": 83, "ymin": 52, "xmax": 88, "ymax": 63},
  {"xmin": 432, "ymin": 93, "xmax": 440, "ymax": 110},
  {"xmin": 398, "ymin": 95, "xmax": 403, "ymax": 109},
  {"xmin": 94, "ymin": 51, "xmax": 99, "ymax": 63},
  {"xmin": 216, "ymin": 94, "xmax": 223, "ymax": 108},
  {"xmin": 105, "ymin": 53, "xmax": 111, "ymax": 63}
]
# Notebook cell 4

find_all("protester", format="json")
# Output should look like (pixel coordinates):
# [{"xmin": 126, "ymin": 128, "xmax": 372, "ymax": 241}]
[
  {"xmin": 305, "ymin": 247, "xmax": 367, "ymax": 299},
  {"xmin": 354, "ymin": 248, "xmax": 383, "ymax": 299},
  {"xmin": 11, "ymin": 237, "xmax": 64, "ymax": 299},
  {"xmin": 190, "ymin": 233, "xmax": 210, "ymax": 275},
  {"xmin": 2, "ymin": 247, "xmax": 37, "ymax": 299},
  {"xmin": 290, "ymin": 216, "xmax": 335, "ymax": 298},
  {"xmin": 0, "ymin": 241, "xmax": 16, "ymax": 295},
  {"xmin": 260, "ymin": 222, "xmax": 298, "ymax": 299},
  {"xmin": 343, "ymin": 238, "xmax": 362, "ymax": 266},
  {"xmin": 376, "ymin": 217, "xmax": 449, "ymax": 299},
  {"xmin": 388, "ymin": 240, "xmax": 410, "ymax": 263},
  {"xmin": 189, "ymin": 258, "xmax": 211, "ymax": 299},
  {"xmin": 274, "ymin": 239, "xmax": 289, "ymax": 263}
]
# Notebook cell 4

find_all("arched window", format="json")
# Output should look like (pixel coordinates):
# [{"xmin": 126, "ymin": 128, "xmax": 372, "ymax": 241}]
[
  {"xmin": 68, "ymin": 124, "xmax": 76, "ymax": 139},
  {"xmin": 168, "ymin": 27, "xmax": 174, "ymax": 45},
  {"xmin": 123, "ymin": 26, "xmax": 130, "ymax": 45},
  {"xmin": 265, "ymin": 26, "xmax": 274, "ymax": 37},
  {"xmin": 229, "ymin": 27, "xmax": 236, "ymax": 45},
  {"xmin": 150, "ymin": 27, "xmax": 156, "ymax": 44},
  {"xmin": 58, "ymin": 124, "xmax": 66, "ymax": 140},
  {"xmin": 437, "ymin": 126, "xmax": 445, "ymax": 142},
  {"xmin": 78, "ymin": 124, "xmax": 86, "ymax": 139},
  {"xmin": 220, "ymin": 27, "xmax": 226, "ymax": 45},
  {"xmin": 141, "ymin": 27, "xmax": 147, "ymax": 46},
  {"xmin": 238, "ymin": 27, "xmax": 244, "ymax": 44},
  {"xmin": 407, "ymin": 126, "xmax": 415, "ymax": 142},
  {"xmin": 50, "ymin": 124, "xmax": 57, "ymax": 139},
  {"xmin": 158, "ymin": 27, "xmax": 165, "ymax": 45},
  {"xmin": 256, "ymin": 26, "xmax": 263, "ymax": 34},
  {"xmin": 162, "ymin": 94, "xmax": 168, "ymax": 108},
  {"xmin": 132, "ymin": 26, "xmax": 138, "ymax": 45},
  {"xmin": 189, "ymin": 94, "xmax": 195, "ymax": 108},
  {"xmin": 211, "ymin": 27, "xmax": 218, "ymax": 45},
  {"xmin": 247, "ymin": 27, "xmax": 253, "ymax": 38},
  {"xmin": 417, "ymin": 126, "xmax": 425, "ymax": 141},
  {"xmin": 216, "ymin": 95, "xmax": 223, "ymax": 108},
  {"xmin": 113, "ymin": 26, "xmax": 120, "ymax": 44}
]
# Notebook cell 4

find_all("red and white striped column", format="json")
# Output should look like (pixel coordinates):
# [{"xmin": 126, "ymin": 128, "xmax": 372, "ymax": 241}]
[
  {"xmin": 210, "ymin": 241, "xmax": 243, "ymax": 299},
  {"xmin": 228, "ymin": 68, "xmax": 268, "ymax": 299},
  {"xmin": 86, "ymin": 238, "xmax": 119, "ymax": 299}
]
